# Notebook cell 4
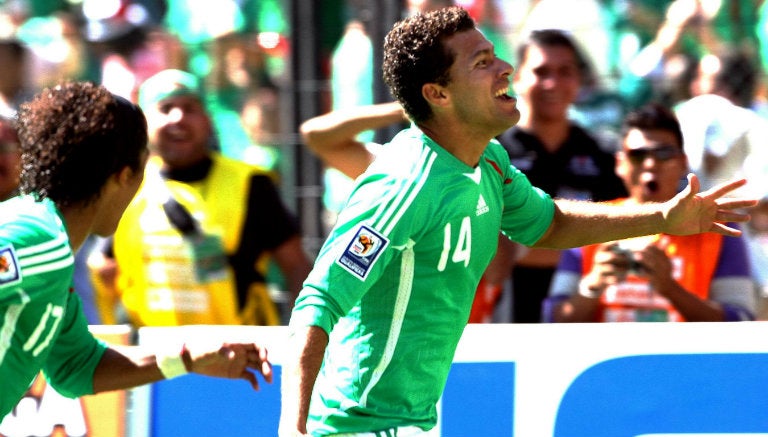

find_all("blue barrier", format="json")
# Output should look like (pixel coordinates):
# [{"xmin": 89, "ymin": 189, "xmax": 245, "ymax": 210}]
[
  {"xmin": 135, "ymin": 323, "xmax": 768, "ymax": 437},
  {"xmin": 555, "ymin": 354, "xmax": 768, "ymax": 437}
]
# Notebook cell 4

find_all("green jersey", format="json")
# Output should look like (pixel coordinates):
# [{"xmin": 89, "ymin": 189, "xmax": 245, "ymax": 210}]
[
  {"xmin": 0, "ymin": 195, "xmax": 107, "ymax": 418},
  {"xmin": 291, "ymin": 126, "xmax": 554, "ymax": 435}
]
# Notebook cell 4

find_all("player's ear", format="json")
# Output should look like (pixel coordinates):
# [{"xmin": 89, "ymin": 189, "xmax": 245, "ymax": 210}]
[
  {"xmin": 96, "ymin": 167, "xmax": 129, "ymax": 200},
  {"xmin": 116, "ymin": 166, "xmax": 135, "ymax": 185},
  {"xmin": 110, "ymin": 162, "xmax": 144, "ymax": 192},
  {"xmin": 115, "ymin": 152, "xmax": 147, "ymax": 187},
  {"xmin": 422, "ymin": 83, "xmax": 449, "ymax": 108}
]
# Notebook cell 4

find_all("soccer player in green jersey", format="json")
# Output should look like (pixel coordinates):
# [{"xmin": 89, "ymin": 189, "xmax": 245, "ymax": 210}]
[
  {"xmin": 279, "ymin": 7, "xmax": 755, "ymax": 437},
  {"xmin": 0, "ymin": 81, "xmax": 272, "ymax": 420}
]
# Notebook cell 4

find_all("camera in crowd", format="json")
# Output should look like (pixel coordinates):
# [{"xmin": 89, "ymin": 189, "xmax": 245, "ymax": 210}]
[{"xmin": 608, "ymin": 244, "xmax": 645, "ymax": 275}]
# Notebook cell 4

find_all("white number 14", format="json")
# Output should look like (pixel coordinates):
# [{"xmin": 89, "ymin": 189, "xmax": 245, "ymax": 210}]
[{"xmin": 437, "ymin": 217, "xmax": 472, "ymax": 271}]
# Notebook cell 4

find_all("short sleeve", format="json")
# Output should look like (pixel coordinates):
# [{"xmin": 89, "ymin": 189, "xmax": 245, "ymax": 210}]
[
  {"xmin": 499, "ymin": 166, "xmax": 554, "ymax": 246},
  {"xmin": 43, "ymin": 292, "xmax": 107, "ymax": 398}
]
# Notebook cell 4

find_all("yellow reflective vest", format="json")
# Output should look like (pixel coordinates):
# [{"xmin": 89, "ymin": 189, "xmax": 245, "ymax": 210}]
[{"xmin": 105, "ymin": 154, "xmax": 279, "ymax": 326}]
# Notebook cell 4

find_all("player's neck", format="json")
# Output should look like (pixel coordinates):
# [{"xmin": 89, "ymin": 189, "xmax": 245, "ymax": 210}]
[
  {"xmin": 418, "ymin": 120, "xmax": 491, "ymax": 168},
  {"xmin": 59, "ymin": 203, "xmax": 98, "ymax": 252}
]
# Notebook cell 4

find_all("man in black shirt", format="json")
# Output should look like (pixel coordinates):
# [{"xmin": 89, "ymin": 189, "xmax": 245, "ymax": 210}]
[{"xmin": 496, "ymin": 29, "xmax": 627, "ymax": 323}]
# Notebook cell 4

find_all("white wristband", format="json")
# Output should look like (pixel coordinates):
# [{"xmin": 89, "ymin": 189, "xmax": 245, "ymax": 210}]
[
  {"xmin": 157, "ymin": 344, "xmax": 189, "ymax": 379},
  {"xmin": 578, "ymin": 281, "xmax": 603, "ymax": 299}
]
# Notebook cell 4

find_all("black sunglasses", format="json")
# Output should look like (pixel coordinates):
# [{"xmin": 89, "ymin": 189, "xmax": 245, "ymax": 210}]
[{"xmin": 624, "ymin": 145, "xmax": 682, "ymax": 163}]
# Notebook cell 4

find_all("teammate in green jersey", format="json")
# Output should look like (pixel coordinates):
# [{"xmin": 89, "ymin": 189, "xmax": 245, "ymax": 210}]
[
  {"xmin": 0, "ymin": 81, "xmax": 272, "ymax": 420},
  {"xmin": 279, "ymin": 6, "xmax": 755, "ymax": 437}
]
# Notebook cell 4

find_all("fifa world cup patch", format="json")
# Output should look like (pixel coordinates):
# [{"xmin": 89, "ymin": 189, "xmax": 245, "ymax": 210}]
[
  {"xmin": 336, "ymin": 225, "xmax": 389, "ymax": 280},
  {"xmin": 0, "ymin": 246, "xmax": 21, "ymax": 285}
]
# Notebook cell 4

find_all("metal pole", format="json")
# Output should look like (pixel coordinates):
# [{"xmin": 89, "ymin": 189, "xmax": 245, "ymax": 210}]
[
  {"xmin": 368, "ymin": 0, "xmax": 406, "ymax": 144},
  {"xmin": 287, "ymin": 0, "xmax": 326, "ymax": 256}
]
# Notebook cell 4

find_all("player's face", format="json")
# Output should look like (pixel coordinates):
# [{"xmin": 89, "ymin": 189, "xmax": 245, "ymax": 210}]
[
  {"xmin": 512, "ymin": 43, "xmax": 581, "ymax": 123},
  {"xmin": 442, "ymin": 28, "xmax": 519, "ymax": 136},
  {"xmin": 616, "ymin": 128, "xmax": 687, "ymax": 203},
  {"xmin": 146, "ymin": 95, "xmax": 212, "ymax": 169}
]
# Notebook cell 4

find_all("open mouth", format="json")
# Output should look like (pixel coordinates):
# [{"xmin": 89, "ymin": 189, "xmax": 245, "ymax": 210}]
[
  {"xmin": 644, "ymin": 180, "xmax": 659, "ymax": 193},
  {"xmin": 164, "ymin": 127, "xmax": 192, "ymax": 143},
  {"xmin": 495, "ymin": 85, "xmax": 514, "ymax": 101}
]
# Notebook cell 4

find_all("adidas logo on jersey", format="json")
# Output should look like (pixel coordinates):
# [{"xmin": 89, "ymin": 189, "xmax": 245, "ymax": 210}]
[{"xmin": 476, "ymin": 195, "xmax": 489, "ymax": 216}]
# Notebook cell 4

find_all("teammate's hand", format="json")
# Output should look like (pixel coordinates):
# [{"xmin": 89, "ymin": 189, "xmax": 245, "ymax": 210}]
[{"xmin": 186, "ymin": 342, "xmax": 273, "ymax": 390}]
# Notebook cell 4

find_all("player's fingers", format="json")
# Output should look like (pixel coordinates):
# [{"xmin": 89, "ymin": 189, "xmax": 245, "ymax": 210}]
[
  {"xmin": 680, "ymin": 173, "xmax": 698, "ymax": 198},
  {"xmin": 700, "ymin": 177, "xmax": 746, "ymax": 199},
  {"xmin": 256, "ymin": 346, "xmax": 273, "ymax": 381},
  {"xmin": 716, "ymin": 198, "xmax": 759, "ymax": 210},
  {"xmin": 242, "ymin": 369, "xmax": 260, "ymax": 390},
  {"xmin": 260, "ymin": 358, "xmax": 273, "ymax": 384},
  {"xmin": 710, "ymin": 221, "xmax": 743, "ymax": 237},
  {"xmin": 716, "ymin": 210, "xmax": 752, "ymax": 223}
]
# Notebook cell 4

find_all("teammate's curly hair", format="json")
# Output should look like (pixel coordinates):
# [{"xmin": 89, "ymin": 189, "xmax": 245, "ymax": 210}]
[
  {"xmin": 382, "ymin": 6, "xmax": 475, "ymax": 123},
  {"xmin": 16, "ymin": 81, "xmax": 147, "ymax": 208}
]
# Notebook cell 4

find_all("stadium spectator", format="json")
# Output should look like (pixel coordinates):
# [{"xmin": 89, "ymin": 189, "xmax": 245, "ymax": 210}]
[
  {"xmin": 239, "ymin": 85, "xmax": 283, "ymax": 170},
  {"xmin": 0, "ymin": 114, "xmax": 20, "ymax": 201},
  {"xmin": 496, "ymin": 28, "xmax": 628, "ymax": 323},
  {"xmin": 279, "ymin": 7, "xmax": 754, "ymax": 436},
  {"xmin": 0, "ymin": 81, "xmax": 272, "ymax": 420},
  {"xmin": 615, "ymin": 0, "xmax": 700, "ymax": 108},
  {"xmin": 616, "ymin": 0, "xmax": 762, "ymax": 110},
  {"xmin": 0, "ymin": 38, "xmax": 31, "ymax": 117},
  {"xmin": 674, "ymin": 46, "xmax": 768, "ymax": 308},
  {"xmin": 88, "ymin": 69, "xmax": 311, "ymax": 327},
  {"xmin": 675, "ymin": 46, "xmax": 768, "ymax": 192},
  {"xmin": 545, "ymin": 103, "xmax": 756, "ymax": 323},
  {"xmin": 514, "ymin": 0, "xmax": 612, "ymax": 81}
]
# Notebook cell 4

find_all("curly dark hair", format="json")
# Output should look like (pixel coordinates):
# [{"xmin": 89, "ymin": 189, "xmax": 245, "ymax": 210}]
[
  {"xmin": 382, "ymin": 6, "xmax": 475, "ymax": 122},
  {"xmin": 16, "ymin": 81, "xmax": 148, "ymax": 208}
]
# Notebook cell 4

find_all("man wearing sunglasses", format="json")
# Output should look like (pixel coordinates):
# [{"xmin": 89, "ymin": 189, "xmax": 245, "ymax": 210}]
[{"xmin": 545, "ymin": 103, "xmax": 756, "ymax": 323}]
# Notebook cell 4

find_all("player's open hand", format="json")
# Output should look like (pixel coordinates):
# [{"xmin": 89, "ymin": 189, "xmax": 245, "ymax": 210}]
[
  {"xmin": 662, "ymin": 174, "xmax": 758, "ymax": 237},
  {"xmin": 186, "ymin": 342, "xmax": 273, "ymax": 390}
]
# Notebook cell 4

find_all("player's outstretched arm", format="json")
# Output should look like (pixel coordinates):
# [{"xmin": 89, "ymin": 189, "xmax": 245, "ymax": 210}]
[
  {"xmin": 91, "ymin": 341, "xmax": 273, "ymax": 393},
  {"xmin": 535, "ymin": 174, "xmax": 758, "ymax": 249}
]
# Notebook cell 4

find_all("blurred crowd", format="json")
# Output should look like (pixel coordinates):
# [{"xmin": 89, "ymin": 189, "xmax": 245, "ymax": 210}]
[
  {"xmin": 0, "ymin": 0, "xmax": 288, "ymax": 167},
  {"xmin": 3, "ymin": 0, "xmax": 768, "ymax": 173},
  {"xmin": 2, "ymin": 0, "xmax": 768, "ymax": 325},
  {"xmin": 0, "ymin": 0, "xmax": 768, "ymax": 158}
]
